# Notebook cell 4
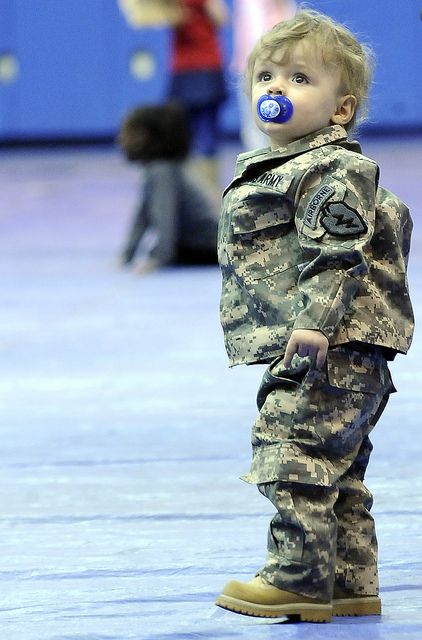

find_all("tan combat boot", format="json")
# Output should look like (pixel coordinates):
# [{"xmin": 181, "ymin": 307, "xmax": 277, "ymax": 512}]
[
  {"xmin": 215, "ymin": 576, "xmax": 332, "ymax": 622},
  {"xmin": 332, "ymin": 586, "xmax": 382, "ymax": 616}
]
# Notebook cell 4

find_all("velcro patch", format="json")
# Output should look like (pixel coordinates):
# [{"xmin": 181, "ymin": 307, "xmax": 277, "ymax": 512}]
[
  {"xmin": 252, "ymin": 171, "xmax": 284, "ymax": 189},
  {"xmin": 321, "ymin": 202, "xmax": 368, "ymax": 236},
  {"xmin": 303, "ymin": 185, "xmax": 335, "ymax": 229}
]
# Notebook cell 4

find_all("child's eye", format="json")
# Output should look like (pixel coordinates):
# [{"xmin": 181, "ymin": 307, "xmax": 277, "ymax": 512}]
[
  {"xmin": 292, "ymin": 73, "xmax": 309, "ymax": 84},
  {"xmin": 257, "ymin": 71, "xmax": 272, "ymax": 82}
]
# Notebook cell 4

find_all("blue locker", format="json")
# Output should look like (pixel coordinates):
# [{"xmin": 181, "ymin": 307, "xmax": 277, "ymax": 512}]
[
  {"xmin": 11, "ymin": 0, "xmax": 111, "ymax": 136},
  {"xmin": 0, "ymin": 0, "xmax": 173, "ymax": 138},
  {"xmin": 0, "ymin": 1, "xmax": 19, "ymax": 133},
  {"xmin": 103, "ymin": 1, "xmax": 171, "ymax": 129}
]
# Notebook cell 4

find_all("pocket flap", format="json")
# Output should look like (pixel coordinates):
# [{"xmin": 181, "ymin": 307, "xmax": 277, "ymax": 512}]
[
  {"xmin": 229, "ymin": 176, "xmax": 294, "ymax": 234},
  {"xmin": 232, "ymin": 197, "xmax": 293, "ymax": 234},
  {"xmin": 326, "ymin": 347, "xmax": 382, "ymax": 394}
]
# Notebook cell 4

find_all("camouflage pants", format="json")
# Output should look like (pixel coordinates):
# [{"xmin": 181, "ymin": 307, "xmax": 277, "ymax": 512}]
[{"xmin": 241, "ymin": 344, "xmax": 394, "ymax": 601}]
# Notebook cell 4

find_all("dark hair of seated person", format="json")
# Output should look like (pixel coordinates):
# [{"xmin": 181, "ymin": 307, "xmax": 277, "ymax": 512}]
[{"xmin": 119, "ymin": 101, "xmax": 191, "ymax": 162}]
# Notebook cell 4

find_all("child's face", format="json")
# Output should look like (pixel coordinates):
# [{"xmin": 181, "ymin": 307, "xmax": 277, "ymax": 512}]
[{"xmin": 251, "ymin": 40, "xmax": 354, "ymax": 149}]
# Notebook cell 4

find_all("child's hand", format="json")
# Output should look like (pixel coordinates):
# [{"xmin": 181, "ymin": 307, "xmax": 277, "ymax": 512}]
[{"xmin": 284, "ymin": 329, "xmax": 329, "ymax": 370}]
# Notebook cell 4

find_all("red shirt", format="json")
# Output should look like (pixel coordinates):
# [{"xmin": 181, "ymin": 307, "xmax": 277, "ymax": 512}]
[{"xmin": 171, "ymin": 0, "xmax": 223, "ymax": 72}]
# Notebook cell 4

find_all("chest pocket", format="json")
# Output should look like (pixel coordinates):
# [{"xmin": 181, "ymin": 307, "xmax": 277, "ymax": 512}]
[{"xmin": 229, "ymin": 192, "xmax": 302, "ymax": 283}]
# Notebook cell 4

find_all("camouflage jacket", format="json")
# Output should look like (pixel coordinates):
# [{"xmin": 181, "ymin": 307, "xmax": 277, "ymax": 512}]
[{"xmin": 218, "ymin": 125, "xmax": 414, "ymax": 366}]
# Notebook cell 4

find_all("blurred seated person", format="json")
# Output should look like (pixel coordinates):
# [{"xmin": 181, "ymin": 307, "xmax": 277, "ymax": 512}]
[{"xmin": 118, "ymin": 102, "xmax": 218, "ymax": 273}]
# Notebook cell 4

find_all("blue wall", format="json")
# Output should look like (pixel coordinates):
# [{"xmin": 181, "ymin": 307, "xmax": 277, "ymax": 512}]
[
  {"xmin": 0, "ymin": 0, "xmax": 421, "ymax": 141},
  {"xmin": 311, "ymin": 0, "xmax": 422, "ymax": 129}
]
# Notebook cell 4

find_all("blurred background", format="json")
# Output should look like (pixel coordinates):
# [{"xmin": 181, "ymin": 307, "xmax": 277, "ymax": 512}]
[{"xmin": 0, "ymin": 0, "xmax": 421, "ymax": 144}]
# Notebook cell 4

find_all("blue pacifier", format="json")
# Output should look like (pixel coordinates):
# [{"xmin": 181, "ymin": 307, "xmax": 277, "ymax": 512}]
[{"xmin": 257, "ymin": 94, "xmax": 293, "ymax": 123}]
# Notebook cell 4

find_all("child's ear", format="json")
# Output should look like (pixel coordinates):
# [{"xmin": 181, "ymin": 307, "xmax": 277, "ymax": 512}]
[{"xmin": 331, "ymin": 95, "xmax": 357, "ymax": 126}]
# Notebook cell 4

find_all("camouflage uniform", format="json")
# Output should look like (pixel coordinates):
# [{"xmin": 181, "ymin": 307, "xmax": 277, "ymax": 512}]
[{"xmin": 218, "ymin": 125, "xmax": 414, "ymax": 601}]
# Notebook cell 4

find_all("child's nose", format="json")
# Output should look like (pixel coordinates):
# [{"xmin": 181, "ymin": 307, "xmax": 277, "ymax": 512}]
[{"xmin": 267, "ymin": 81, "xmax": 285, "ymax": 96}]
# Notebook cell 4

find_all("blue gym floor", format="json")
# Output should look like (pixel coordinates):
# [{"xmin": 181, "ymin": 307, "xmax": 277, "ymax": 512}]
[{"xmin": 0, "ymin": 137, "xmax": 421, "ymax": 639}]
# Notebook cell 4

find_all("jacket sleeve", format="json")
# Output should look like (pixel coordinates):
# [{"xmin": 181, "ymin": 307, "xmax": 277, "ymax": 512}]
[{"xmin": 291, "ymin": 152, "xmax": 379, "ymax": 341}]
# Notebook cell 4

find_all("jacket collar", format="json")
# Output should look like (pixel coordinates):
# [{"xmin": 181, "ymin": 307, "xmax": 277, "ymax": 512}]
[{"xmin": 233, "ymin": 125, "xmax": 356, "ymax": 179}]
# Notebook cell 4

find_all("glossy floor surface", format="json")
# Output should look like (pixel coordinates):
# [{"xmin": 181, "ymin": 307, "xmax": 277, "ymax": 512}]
[{"xmin": 0, "ymin": 137, "xmax": 421, "ymax": 639}]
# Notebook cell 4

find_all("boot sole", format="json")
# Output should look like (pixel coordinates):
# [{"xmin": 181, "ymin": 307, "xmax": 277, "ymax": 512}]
[
  {"xmin": 215, "ymin": 594, "xmax": 332, "ymax": 622},
  {"xmin": 333, "ymin": 596, "xmax": 381, "ymax": 617}
]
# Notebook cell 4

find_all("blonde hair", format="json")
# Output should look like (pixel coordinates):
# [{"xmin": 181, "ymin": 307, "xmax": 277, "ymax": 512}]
[{"xmin": 245, "ymin": 9, "xmax": 374, "ymax": 131}]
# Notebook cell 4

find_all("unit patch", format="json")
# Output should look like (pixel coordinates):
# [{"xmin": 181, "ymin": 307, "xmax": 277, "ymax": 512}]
[
  {"xmin": 321, "ymin": 202, "xmax": 368, "ymax": 236},
  {"xmin": 303, "ymin": 185, "xmax": 335, "ymax": 229}
]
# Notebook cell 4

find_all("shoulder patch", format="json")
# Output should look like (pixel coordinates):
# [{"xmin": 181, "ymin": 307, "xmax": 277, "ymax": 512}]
[
  {"xmin": 303, "ymin": 185, "xmax": 335, "ymax": 229},
  {"xmin": 321, "ymin": 202, "xmax": 368, "ymax": 236}
]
